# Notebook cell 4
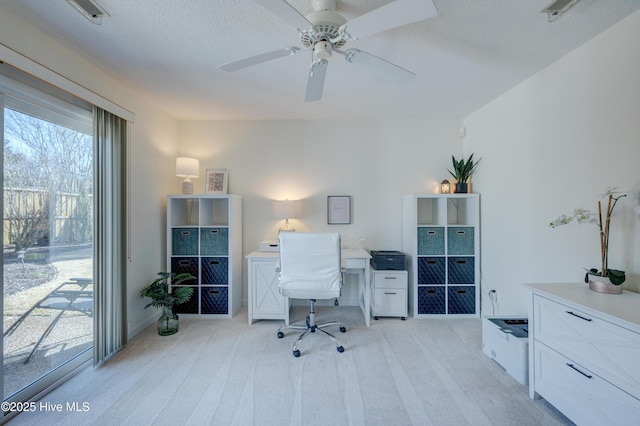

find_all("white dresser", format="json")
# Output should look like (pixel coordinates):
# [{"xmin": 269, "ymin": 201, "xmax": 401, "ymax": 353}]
[
  {"xmin": 527, "ymin": 283, "xmax": 640, "ymax": 425},
  {"xmin": 370, "ymin": 269, "xmax": 408, "ymax": 320}
]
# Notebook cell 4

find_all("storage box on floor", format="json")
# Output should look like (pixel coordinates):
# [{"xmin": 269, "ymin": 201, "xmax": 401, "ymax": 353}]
[{"xmin": 482, "ymin": 317, "xmax": 528, "ymax": 385}]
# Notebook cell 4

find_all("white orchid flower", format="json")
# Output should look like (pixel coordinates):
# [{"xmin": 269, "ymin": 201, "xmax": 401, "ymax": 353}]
[
  {"xmin": 600, "ymin": 187, "xmax": 620, "ymax": 198},
  {"xmin": 550, "ymin": 187, "xmax": 638, "ymax": 281}
]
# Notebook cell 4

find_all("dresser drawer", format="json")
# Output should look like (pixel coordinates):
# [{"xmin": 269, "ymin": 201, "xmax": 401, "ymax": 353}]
[
  {"xmin": 534, "ymin": 294, "xmax": 640, "ymax": 399},
  {"xmin": 372, "ymin": 289, "xmax": 407, "ymax": 317},
  {"xmin": 534, "ymin": 342, "xmax": 640, "ymax": 426},
  {"xmin": 372, "ymin": 271, "xmax": 407, "ymax": 289}
]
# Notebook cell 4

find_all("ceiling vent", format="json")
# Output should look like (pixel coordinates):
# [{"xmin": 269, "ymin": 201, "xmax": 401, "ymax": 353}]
[
  {"xmin": 540, "ymin": 0, "xmax": 582, "ymax": 22},
  {"xmin": 66, "ymin": 0, "xmax": 110, "ymax": 25}
]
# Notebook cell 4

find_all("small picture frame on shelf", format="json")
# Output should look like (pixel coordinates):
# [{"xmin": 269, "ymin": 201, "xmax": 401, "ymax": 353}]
[
  {"xmin": 327, "ymin": 195, "xmax": 351, "ymax": 224},
  {"xmin": 204, "ymin": 168, "xmax": 228, "ymax": 194}
]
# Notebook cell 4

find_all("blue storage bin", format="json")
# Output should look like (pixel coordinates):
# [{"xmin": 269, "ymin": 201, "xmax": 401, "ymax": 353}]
[
  {"xmin": 200, "ymin": 228, "xmax": 228, "ymax": 256},
  {"xmin": 418, "ymin": 227, "xmax": 444, "ymax": 255},
  {"xmin": 200, "ymin": 257, "xmax": 228, "ymax": 285},
  {"xmin": 201, "ymin": 287, "xmax": 228, "ymax": 314},
  {"xmin": 417, "ymin": 257, "xmax": 445, "ymax": 284},
  {"xmin": 448, "ymin": 286, "xmax": 476, "ymax": 314},
  {"xmin": 417, "ymin": 286, "xmax": 445, "ymax": 314},
  {"xmin": 447, "ymin": 227, "xmax": 474, "ymax": 255},
  {"xmin": 172, "ymin": 228, "xmax": 198, "ymax": 255},
  {"xmin": 448, "ymin": 257, "xmax": 475, "ymax": 284},
  {"xmin": 171, "ymin": 257, "xmax": 199, "ymax": 283},
  {"xmin": 173, "ymin": 286, "xmax": 198, "ymax": 314}
]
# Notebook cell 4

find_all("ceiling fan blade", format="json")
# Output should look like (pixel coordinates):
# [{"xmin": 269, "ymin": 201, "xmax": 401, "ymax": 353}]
[
  {"xmin": 304, "ymin": 60, "xmax": 328, "ymax": 102},
  {"xmin": 253, "ymin": 0, "xmax": 312, "ymax": 30},
  {"xmin": 220, "ymin": 47, "xmax": 300, "ymax": 72},
  {"xmin": 344, "ymin": 49, "xmax": 415, "ymax": 85},
  {"xmin": 339, "ymin": 0, "xmax": 437, "ymax": 40}
]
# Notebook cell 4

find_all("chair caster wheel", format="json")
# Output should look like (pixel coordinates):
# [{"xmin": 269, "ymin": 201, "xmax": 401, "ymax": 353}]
[
  {"xmin": 337, "ymin": 346, "xmax": 344, "ymax": 353},
  {"xmin": 340, "ymin": 326, "xmax": 346, "ymax": 333},
  {"xmin": 374, "ymin": 316, "xmax": 379, "ymax": 320},
  {"xmin": 401, "ymin": 317, "xmax": 406, "ymax": 321},
  {"xmin": 293, "ymin": 350, "xmax": 300, "ymax": 357},
  {"xmin": 277, "ymin": 332, "xmax": 284, "ymax": 338}
]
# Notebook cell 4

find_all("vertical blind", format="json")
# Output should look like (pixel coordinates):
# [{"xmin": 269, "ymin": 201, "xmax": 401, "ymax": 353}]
[{"xmin": 93, "ymin": 106, "xmax": 128, "ymax": 365}]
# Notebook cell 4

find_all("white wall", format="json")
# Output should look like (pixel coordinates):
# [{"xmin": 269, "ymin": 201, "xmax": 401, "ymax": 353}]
[
  {"xmin": 0, "ymin": 8, "xmax": 179, "ymax": 337},
  {"xmin": 177, "ymin": 118, "xmax": 462, "ymax": 304},
  {"xmin": 464, "ymin": 10, "xmax": 640, "ymax": 315}
]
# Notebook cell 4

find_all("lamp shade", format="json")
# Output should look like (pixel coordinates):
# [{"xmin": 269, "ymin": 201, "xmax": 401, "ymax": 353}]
[
  {"xmin": 175, "ymin": 157, "xmax": 199, "ymax": 177},
  {"xmin": 272, "ymin": 200, "xmax": 302, "ymax": 219}
]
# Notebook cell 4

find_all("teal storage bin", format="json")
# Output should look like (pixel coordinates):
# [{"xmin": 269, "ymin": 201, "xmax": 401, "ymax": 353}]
[
  {"xmin": 418, "ymin": 227, "xmax": 444, "ymax": 255},
  {"xmin": 200, "ymin": 228, "xmax": 228, "ymax": 255},
  {"xmin": 447, "ymin": 227, "xmax": 474, "ymax": 255},
  {"xmin": 172, "ymin": 228, "xmax": 198, "ymax": 255}
]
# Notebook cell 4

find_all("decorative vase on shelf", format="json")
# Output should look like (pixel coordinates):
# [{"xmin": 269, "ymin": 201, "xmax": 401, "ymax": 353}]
[
  {"xmin": 455, "ymin": 182, "xmax": 468, "ymax": 194},
  {"xmin": 158, "ymin": 307, "xmax": 180, "ymax": 335},
  {"xmin": 588, "ymin": 274, "xmax": 623, "ymax": 294}
]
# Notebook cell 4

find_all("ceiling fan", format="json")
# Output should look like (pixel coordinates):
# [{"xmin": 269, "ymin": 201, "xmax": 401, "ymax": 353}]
[{"xmin": 220, "ymin": 0, "xmax": 437, "ymax": 102}]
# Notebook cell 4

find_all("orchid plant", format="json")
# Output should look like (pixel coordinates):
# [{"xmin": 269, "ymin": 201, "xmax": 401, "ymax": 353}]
[{"xmin": 549, "ymin": 187, "xmax": 640, "ymax": 285}]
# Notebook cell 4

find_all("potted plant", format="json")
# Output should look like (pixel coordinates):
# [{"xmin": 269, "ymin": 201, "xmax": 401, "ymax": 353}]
[
  {"xmin": 447, "ymin": 154, "xmax": 481, "ymax": 193},
  {"xmin": 549, "ymin": 187, "xmax": 639, "ymax": 293},
  {"xmin": 140, "ymin": 272, "xmax": 194, "ymax": 335}
]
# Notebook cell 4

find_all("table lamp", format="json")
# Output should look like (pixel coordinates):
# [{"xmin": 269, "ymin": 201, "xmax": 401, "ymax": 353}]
[
  {"xmin": 175, "ymin": 157, "xmax": 199, "ymax": 194},
  {"xmin": 272, "ymin": 199, "xmax": 302, "ymax": 232}
]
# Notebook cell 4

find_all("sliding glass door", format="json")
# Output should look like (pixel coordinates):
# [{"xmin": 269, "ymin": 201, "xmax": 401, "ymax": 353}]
[{"xmin": 2, "ymin": 82, "xmax": 94, "ymax": 401}]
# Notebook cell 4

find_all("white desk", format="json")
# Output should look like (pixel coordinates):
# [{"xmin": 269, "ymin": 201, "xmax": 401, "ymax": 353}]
[{"xmin": 246, "ymin": 248, "xmax": 372, "ymax": 327}]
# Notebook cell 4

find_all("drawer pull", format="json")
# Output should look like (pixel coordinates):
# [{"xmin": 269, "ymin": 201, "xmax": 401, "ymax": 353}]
[
  {"xmin": 456, "ymin": 260, "xmax": 466, "ymax": 264},
  {"xmin": 181, "ymin": 231, "xmax": 190, "ymax": 236},
  {"xmin": 456, "ymin": 289, "xmax": 467, "ymax": 295},
  {"xmin": 427, "ymin": 231, "xmax": 435, "ymax": 235},
  {"xmin": 210, "ymin": 230, "xmax": 218, "ymax": 234},
  {"xmin": 179, "ymin": 260, "xmax": 190, "ymax": 266},
  {"xmin": 566, "ymin": 363, "xmax": 593, "ymax": 379},
  {"xmin": 209, "ymin": 290, "xmax": 219, "ymax": 296},
  {"xmin": 566, "ymin": 311, "xmax": 592, "ymax": 322},
  {"xmin": 209, "ymin": 260, "xmax": 220, "ymax": 265},
  {"xmin": 384, "ymin": 292, "xmax": 397, "ymax": 295},
  {"xmin": 427, "ymin": 289, "xmax": 437, "ymax": 294},
  {"xmin": 427, "ymin": 260, "xmax": 437, "ymax": 264},
  {"xmin": 456, "ymin": 230, "xmax": 465, "ymax": 235},
  {"xmin": 384, "ymin": 276, "xmax": 397, "ymax": 280}
]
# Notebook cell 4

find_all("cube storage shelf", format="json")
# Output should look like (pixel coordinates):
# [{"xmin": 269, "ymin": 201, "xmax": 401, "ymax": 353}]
[
  {"xmin": 167, "ymin": 195, "xmax": 242, "ymax": 317},
  {"xmin": 402, "ymin": 194, "xmax": 480, "ymax": 318}
]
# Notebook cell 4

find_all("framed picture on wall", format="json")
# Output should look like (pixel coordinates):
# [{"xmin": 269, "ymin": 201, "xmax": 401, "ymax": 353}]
[
  {"xmin": 204, "ymin": 168, "xmax": 228, "ymax": 194},
  {"xmin": 327, "ymin": 195, "xmax": 351, "ymax": 224}
]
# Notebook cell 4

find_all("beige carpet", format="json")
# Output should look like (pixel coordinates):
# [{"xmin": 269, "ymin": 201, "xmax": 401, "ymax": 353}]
[{"xmin": 8, "ymin": 306, "xmax": 572, "ymax": 425}]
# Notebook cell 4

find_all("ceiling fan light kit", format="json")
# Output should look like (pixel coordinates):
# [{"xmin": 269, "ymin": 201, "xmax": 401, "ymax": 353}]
[{"xmin": 220, "ymin": 0, "xmax": 437, "ymax": 101}]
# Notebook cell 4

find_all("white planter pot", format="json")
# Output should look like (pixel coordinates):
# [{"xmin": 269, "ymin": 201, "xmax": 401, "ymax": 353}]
[{"xmin": 588, "ymin": 274, "xmax": 623, "ymax": 294}]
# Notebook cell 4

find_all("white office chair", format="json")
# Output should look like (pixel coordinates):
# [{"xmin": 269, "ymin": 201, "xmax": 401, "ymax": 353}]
[{"xmin": 276, "ymin": 232, "xmax": 346, "ymax": 357}]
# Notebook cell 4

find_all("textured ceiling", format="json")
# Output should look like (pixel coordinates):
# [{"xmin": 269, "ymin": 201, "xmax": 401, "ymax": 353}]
[{"xmin": 1, "ymin": 0, "xmax": 638, "ymax": 120}]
